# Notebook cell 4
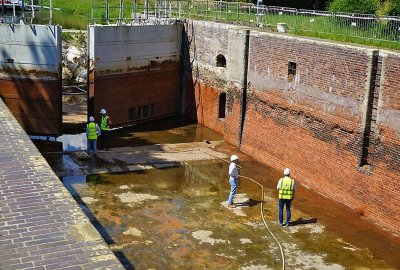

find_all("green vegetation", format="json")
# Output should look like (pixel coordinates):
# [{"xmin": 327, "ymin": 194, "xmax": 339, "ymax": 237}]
[
  {"xmin": 378, "ymin": 0, "xmax": 400, "ymax": 15},
  {"xmin": 62, "ymin": 31, "xmax": 86, "ymax": 47},
  {"xmin": 328, "ymin": 0, "xmax": 381, "ymax": 14},
  {"xmin": 178, "ymin": 3, "xmax": 400, "ymax": 50},
  {"xmin": 327, "ymin": 0, "xmax": 400, "ymax": 15},
  {"xmin": 43, "ymin": 0, "xmax": 400, "ymax": 50}
]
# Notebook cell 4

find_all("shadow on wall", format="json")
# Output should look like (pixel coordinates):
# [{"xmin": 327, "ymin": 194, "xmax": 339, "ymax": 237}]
[{"xmin": 181, "ymin": 21, "xmax": 198, "ymax": 122}]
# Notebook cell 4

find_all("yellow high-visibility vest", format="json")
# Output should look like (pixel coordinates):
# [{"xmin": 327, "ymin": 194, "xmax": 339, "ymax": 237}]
[
  {"xmin": 87, "ymin": 122, "xmax": 98, "ymax": 140},
  {"xmin": 101, "ymin": 115, "xmax": 109, "ymax": 131},
  {"xmin": 278, "ymin": 176, "xmax": 295, "ymax": 200}
]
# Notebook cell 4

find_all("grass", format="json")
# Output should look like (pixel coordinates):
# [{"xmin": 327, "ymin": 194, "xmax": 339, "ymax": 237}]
[
  {"xmin": 178, "ymin": 5, "xmax": 400, "ymax": 51},
  {"xmin": 39, "ymin": 0, "xmax": 400, "ymax": 51}
]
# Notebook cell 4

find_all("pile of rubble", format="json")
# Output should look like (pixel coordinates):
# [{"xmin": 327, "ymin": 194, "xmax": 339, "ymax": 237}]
[{"xmin": 62, "ymin": 33, "xmax": 88, "ymax": 84}]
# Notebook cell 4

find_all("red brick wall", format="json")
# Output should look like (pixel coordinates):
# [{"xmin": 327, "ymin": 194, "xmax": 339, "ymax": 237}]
[
  {"xmin": 91, "ymin": 60, "xmax": 180, "ymax": 126},
  {"xmin": 183, "ymin": 21, "xmax": 243, "ymax": 146},
  {"xmin": 184, "ymin": 21, "xmax": 400, "ymax": 235},
  {"xmin": 194, "ymin": 83, "xmax": 224, "ymax": 134},
  {"xmin": 243, "ymin": 34, "xmax": 399, "ymax": 234}
]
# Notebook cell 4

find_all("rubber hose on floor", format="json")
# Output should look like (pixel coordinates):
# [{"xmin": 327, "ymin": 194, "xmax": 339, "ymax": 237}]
[{"xmin": 199, "ymin": 149, "xmax": 286, "ymax": 270}]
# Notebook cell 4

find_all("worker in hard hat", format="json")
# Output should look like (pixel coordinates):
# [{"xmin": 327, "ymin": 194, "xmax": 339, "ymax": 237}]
[
  {"xmin": 277, "ymin": 168, "xmax": 296, "ymax": 227},
  {"xmin": 228, "ymin": 154, "xmax": 239, "ymax": 208},
  {"xmin": 86, "ymin": 116, "xmax": 101, "ymax": 156},
  {"xmin": 99, "ymin": 108, "xmax": 112, "ymax": 151}
]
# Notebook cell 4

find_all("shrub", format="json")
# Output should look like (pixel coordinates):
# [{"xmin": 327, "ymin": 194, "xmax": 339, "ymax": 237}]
[
  {"xmin": 328, "ymin": 0, "xmax": 381, "ymax": 14},
  {"xmin": 379, "ymin": 0, "xmax": 400, "ymax": 16}
]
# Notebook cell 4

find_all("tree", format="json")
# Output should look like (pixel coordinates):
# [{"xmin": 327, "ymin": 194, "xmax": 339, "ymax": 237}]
[
  {"xmin": 379, "ymin": 0, "xmax": 400, "ymax": 15},
  {"xmin": 328, "ymin": 0, "xmax": 381, "ymax": 14}
]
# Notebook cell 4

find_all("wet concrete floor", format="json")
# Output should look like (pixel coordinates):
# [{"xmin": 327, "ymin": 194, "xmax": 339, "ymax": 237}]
[
  {"xmin": 35, "ymin": 116, "xmax": 400, "ymax": 269},
  {"xmin": 61, "ymin": 158, "xmax": 400, "ymax": 270}
]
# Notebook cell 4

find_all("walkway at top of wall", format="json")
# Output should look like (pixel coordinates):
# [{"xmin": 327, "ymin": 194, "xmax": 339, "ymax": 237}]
[{"xmin": 0, "ymin": 98, "xmax": 124, "ymax": 269}]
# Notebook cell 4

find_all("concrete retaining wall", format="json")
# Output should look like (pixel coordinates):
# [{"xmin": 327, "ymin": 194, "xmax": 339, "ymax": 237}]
[
  {"xmin": 88, "ymin": 24, "xmax": 182, "ymax": 126},
  {"xmin": 183, "ymin": 20, "xmax": 400, "ymax": 235},
  {"xmin": 0, "ymin": 24, "xmax": 62, "ymax": 135}
]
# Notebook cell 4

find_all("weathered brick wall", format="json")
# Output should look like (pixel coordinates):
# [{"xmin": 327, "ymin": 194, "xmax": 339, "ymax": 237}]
[
  {"xmin": 243, "ymin": 34, "xmax": 399, "ymax": 235},
  {"xmin": 183, "ymin": 21, "xmax": 244, "ymax": 145},
  {"xmin": 369, "ymin": 52, "xmax": 400, "ymax": 233},
  {"xmin": 183, "ymin": 21, "xmax": 400, "ymax": 235}
]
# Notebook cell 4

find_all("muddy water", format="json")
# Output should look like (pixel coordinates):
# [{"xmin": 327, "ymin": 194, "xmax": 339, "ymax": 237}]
[
  {"xmin": 63, "ymin": 160, "xmax": 399, "ymax": 270},
  {"xmin": 109, "ymin": 116, "xmax": 223, "ymax": 148},
  {"xmin": 34, "ymin": 116, "xmax": 222, "ymax": 152}
]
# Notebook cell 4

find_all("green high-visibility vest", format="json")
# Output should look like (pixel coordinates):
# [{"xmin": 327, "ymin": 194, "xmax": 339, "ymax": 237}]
[
  {"xmin": 278, "ymin": 176, "xmax": 295, "ymax": 200},
  {"xmin": 87, "ymin": 122, "xmax": 98, "ymax": 140},
  {"xmin": 101, "ymin": 115, "xmax": 109, "ymax": 131}
]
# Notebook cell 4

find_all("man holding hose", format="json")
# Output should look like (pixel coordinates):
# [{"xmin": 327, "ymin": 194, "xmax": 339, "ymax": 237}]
[{"xmin": 228, "ymin": 155, "xmax": 239, "ymax": 208}]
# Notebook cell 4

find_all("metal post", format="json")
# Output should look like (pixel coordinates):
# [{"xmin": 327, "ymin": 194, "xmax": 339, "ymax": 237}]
[
  {"xmin": 132, "ymin": 0, "xmax": 136, "ymax": 23},
  {"xmin": 178, "ymin": 0, "xmax": 181, "ymax": 19},
  {"xmin": 119, "ymin": 0, "xmax": 123, "ymax": 23},
  {"xmin": 31, "ymin": 0, "xmax": 34, "ymax": 19},
  {"xmin": 1, "ymin": 0, "xmax": 4, "ymax": 20},
  {"xmin": 91, "ymin": 0, "xmax": 93, "ymax": 22},
  {"xmin": 145, "ymin": 0, "xmax": 149, "ymax": 20},
  {"xmin": 206, "ymin": 0, "xmax": 208, "ymax": 20},
  {"xmin": 237, "ymin": 3, "xmax": 239, "ymax": 22},
  {"xmin": 225, "ymin": 1, "xmax": 228, "ymax": 22},
  {"xmin": 167, "ymin": 0, "xmax": 169, "ymax": 18},
  {"xmin": 40, "ymin": 0, "xmax": 43, "ymax": 21},
  {"xmin": 106, "ymin": 0, "xmax": 109, "ymax": 23},
  {"xmin": 256, "ymin": 0, "xmax": 261, "ymax": 27},
  {"xmin": 49, "ymin": 0, "xmax": 52, "ymax": 24},
  {"xmin": 21, "ymin": 0, "xmax": 25, "ymax": 21}
]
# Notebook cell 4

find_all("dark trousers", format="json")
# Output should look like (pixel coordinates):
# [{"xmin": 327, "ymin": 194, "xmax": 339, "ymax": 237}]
[
  {"xmin": 278, "ymin": 199, "xmax": 292, "ymax": 225},
  {"xmin": 99, "ymin": 129, "xmax": 110, "ymax": 150}
]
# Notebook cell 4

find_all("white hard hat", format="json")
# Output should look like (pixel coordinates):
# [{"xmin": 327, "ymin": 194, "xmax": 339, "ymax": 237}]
[
  {"xmin": 89, "ymin": 116, "xmax": 94, "ymax": 122},
  {"xmin": 100, "ymin": 108, "xmax": 106, "ymax": 114},
  {"xmin": 284, "ymin": 168, "xmax": 290, "ymax": 176},
  {"xmin": 230, "ymin": 155, "xmax": 239, "ymax": 161}
]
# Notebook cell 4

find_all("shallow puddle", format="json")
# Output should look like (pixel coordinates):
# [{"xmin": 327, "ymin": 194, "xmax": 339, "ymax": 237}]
[
  {"xmin": 63, "ymin": 160, "xmax": 399, "ymax": 270},
  {"xmin": 32, "ymin": 116, "xmax": 223, "ymax": 152}
]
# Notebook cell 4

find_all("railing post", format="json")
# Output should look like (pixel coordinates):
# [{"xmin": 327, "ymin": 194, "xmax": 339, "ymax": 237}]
[
  {"xmin": 47, "ymin": 0, "xmax": 52, "ymax": 24},
  {"xmin": 106, "ymin": 0, "xmax": 109, "ymax": 23},
  {"xmin": 90, "ymin": 0, "xmax": 93, "ymax": 22},
  {"xmin": 1, "ymin": 0, "xmax": 4, "ymax": 20},
  {"xmin": 119, "ymin": 0, "xmax": 123, "ymax": 23},
  {"xmin": 237, "ymin": 3, "xmax": 239, "ymax": 22},
  {"xmin": 21, "ymin": 0, "xmax": 25, "ymax": 22},
  {"xmin": 30, "ymin": 0, "xmax": 34, "ymax": 20}
]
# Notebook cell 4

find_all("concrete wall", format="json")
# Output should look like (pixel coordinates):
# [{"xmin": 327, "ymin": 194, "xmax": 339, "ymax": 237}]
[
  {"xmin": 0, "ymin": 24, "xmax": 62, "ymax": 135},
  {"xmin": 183, "ymin": 20, "xmax": 400, "ymax": 235},
  {"xmin": 88, "ymin": 24, "xmax": 182, "ymax": 126}
]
